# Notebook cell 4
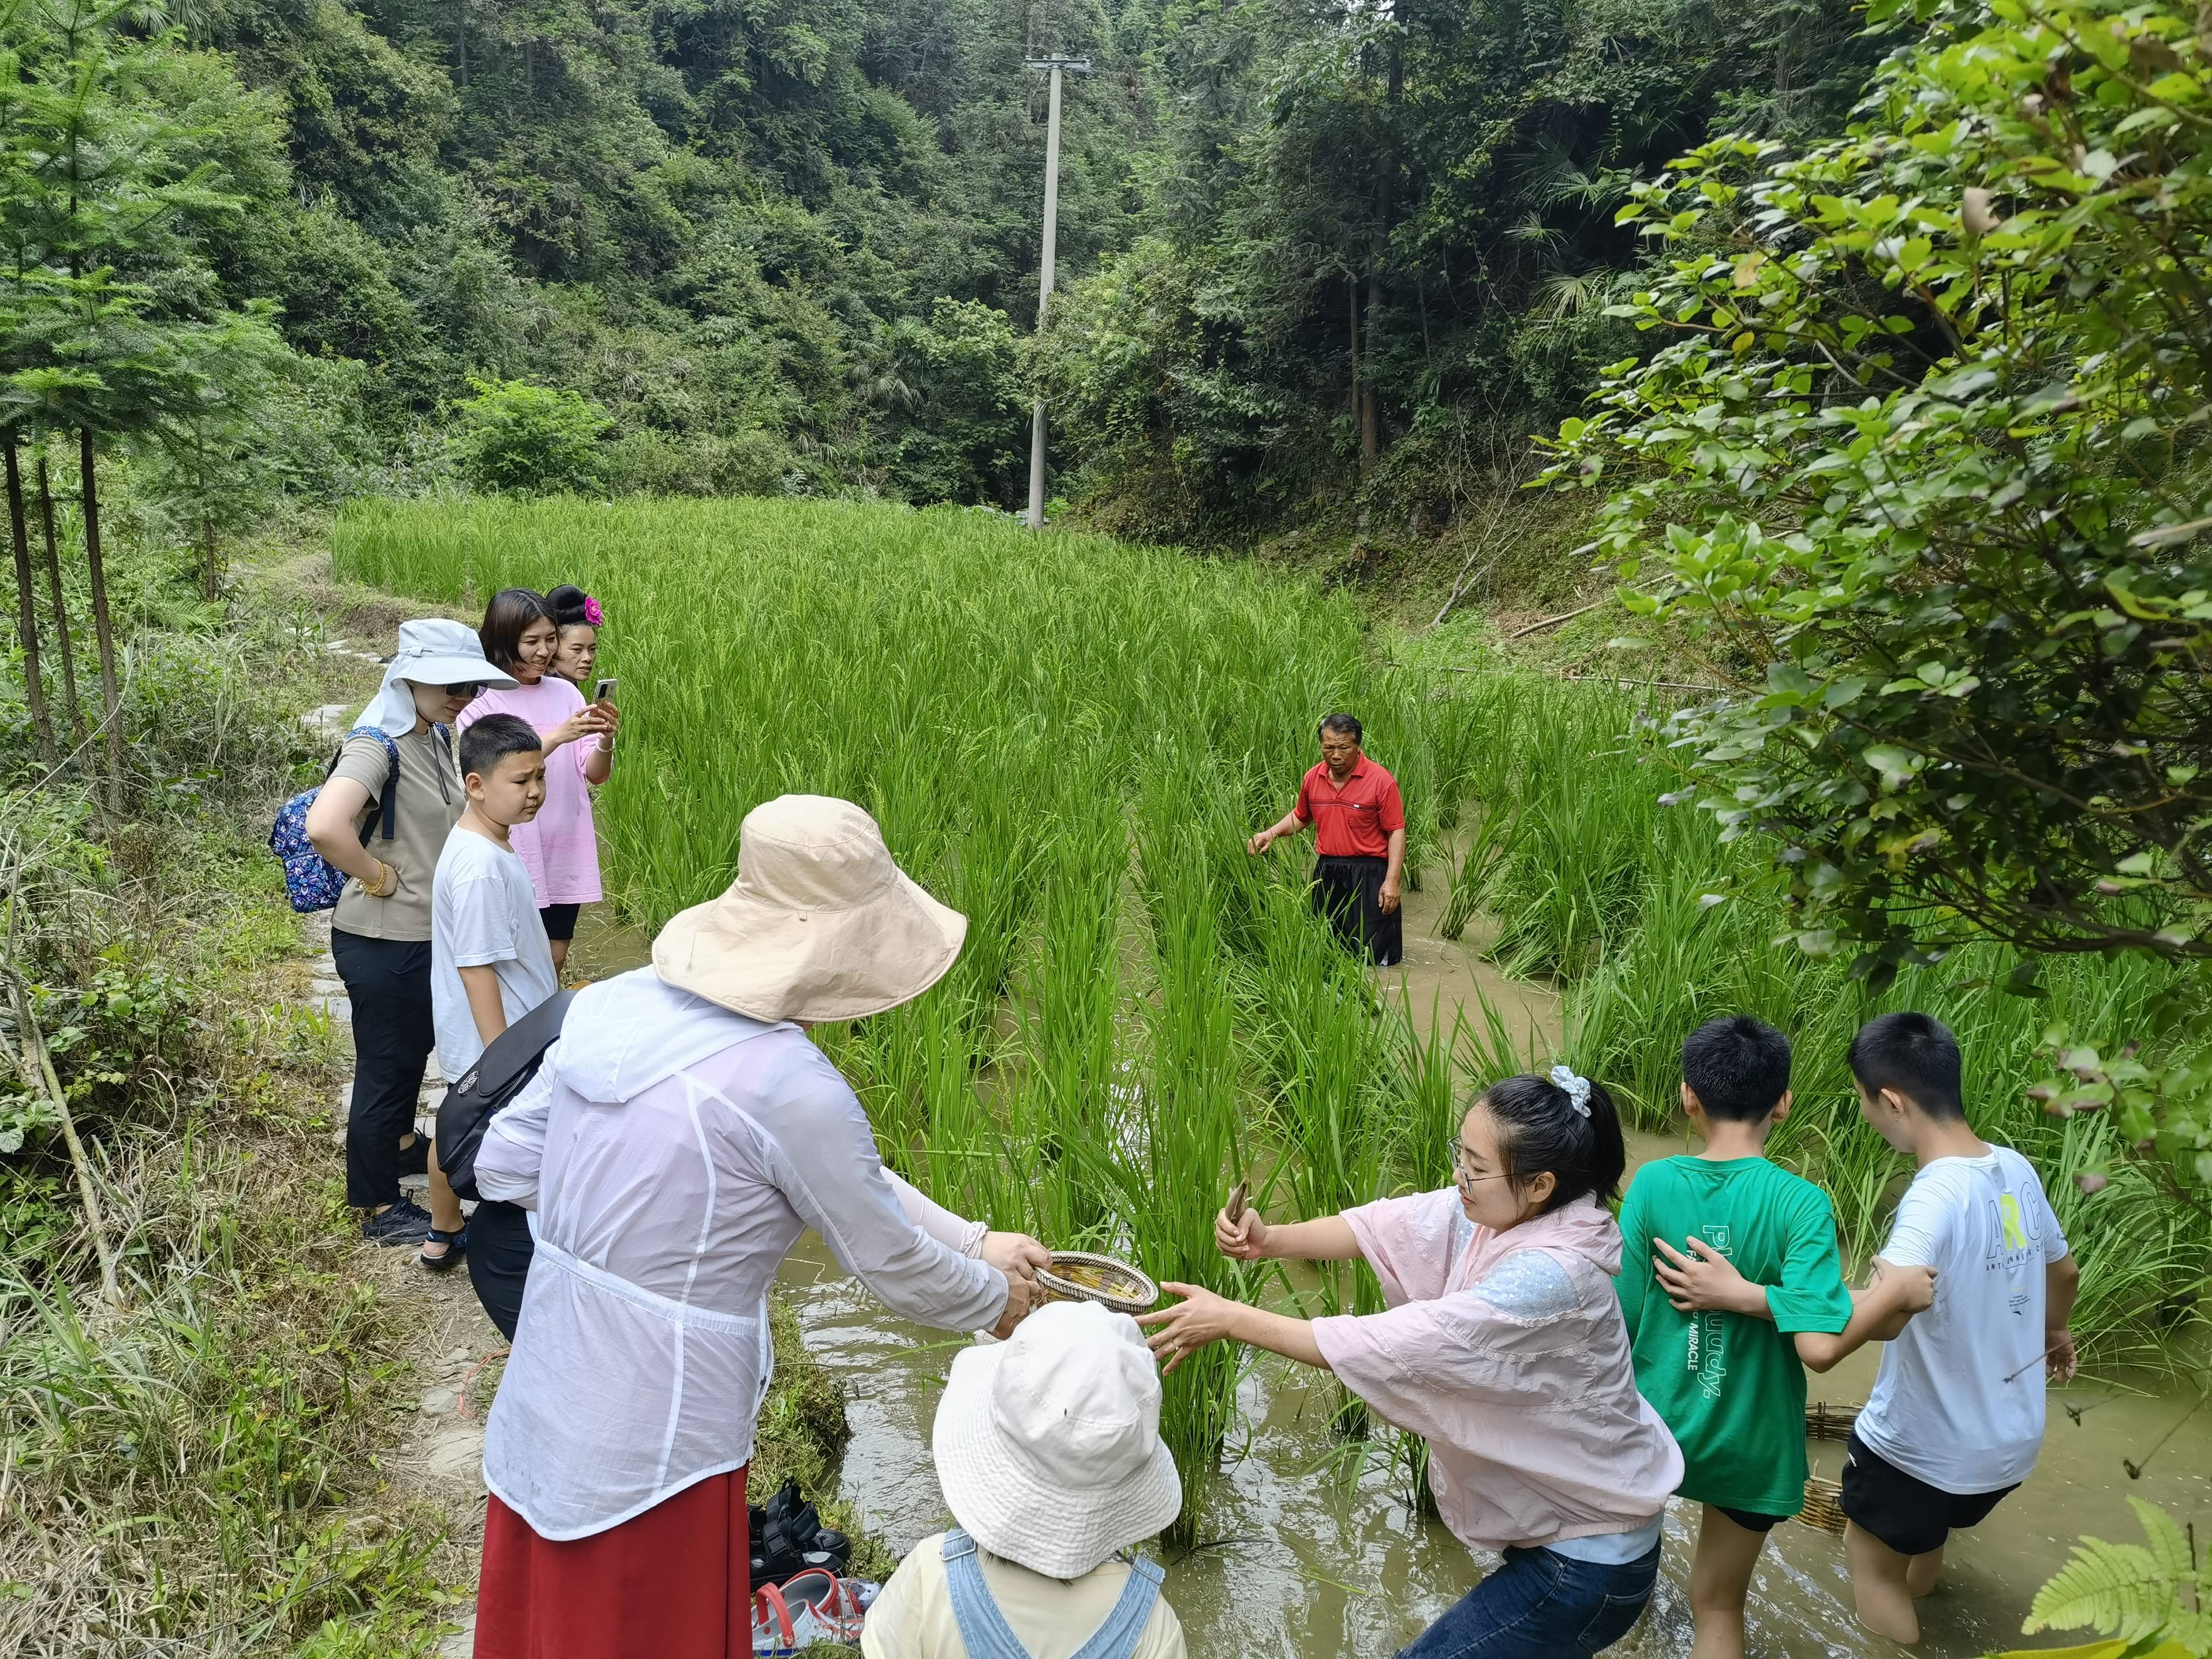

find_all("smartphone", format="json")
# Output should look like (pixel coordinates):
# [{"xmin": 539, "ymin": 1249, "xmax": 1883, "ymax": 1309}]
[{"xmin": 594, "ymin": 676, "xmax": 618, "ymax": 704}]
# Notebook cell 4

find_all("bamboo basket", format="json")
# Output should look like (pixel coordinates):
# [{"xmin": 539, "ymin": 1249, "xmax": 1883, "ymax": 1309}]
[
  {"xmin": 1805, "ymin": 1401, "xmax": 1860, "ymax": 1443},
  {"xmin": 1036, "ymin": 1251, "xmax": 1159, "ymax": 1317},
  {"xmin": 1799, "ymin": 1476, "xmax": 1847, "ymax": 1535}
]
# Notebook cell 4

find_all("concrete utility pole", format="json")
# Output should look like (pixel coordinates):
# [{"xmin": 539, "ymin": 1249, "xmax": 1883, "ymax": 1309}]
[{"xmin": 1023, "ymin": 54, "xmax": 1090, "ymax": 530}]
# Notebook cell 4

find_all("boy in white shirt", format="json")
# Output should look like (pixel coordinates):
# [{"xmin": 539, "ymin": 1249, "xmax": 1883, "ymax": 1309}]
[
  {"xmin": 1840, "ymin": 1011, "xmax": 2079, "ymax": 1645},
  {"xmin": 423, "ymin": 713, "xmax": 558, "ymax": 1272}
]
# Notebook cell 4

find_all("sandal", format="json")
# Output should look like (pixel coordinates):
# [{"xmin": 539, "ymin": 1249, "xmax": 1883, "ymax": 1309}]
[{"xmin": 419, "ymin": 1222, "xmax": 469, "ymax": 1271}]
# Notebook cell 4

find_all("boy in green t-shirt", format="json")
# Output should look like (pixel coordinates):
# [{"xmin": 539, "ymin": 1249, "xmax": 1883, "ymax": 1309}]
[{"xmin": 1617, "ymin": 1016, "xmax": 1936, "ymax": 1659}]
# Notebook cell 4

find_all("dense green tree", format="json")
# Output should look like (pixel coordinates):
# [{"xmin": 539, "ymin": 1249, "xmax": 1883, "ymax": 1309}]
[{"xmin": 0, "ymin": 0, "xmax": 272, "ymax": 804}]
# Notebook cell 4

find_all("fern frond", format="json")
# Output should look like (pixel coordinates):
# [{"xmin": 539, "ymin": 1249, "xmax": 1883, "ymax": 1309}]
[
  {"xmin": 2026, "ymin": 1501, "xmax": 2210, "ymax": 1653},
  {"xmin": 2133, "ymin": 1498, "xmax": 2196, "ymax": 1583},
  {"xmin": 2026, "ymin": 1538, "xmax": 2175, "ymax": 1642}
]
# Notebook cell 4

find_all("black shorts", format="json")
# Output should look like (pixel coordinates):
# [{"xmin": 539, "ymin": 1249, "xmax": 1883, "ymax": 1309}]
[
  {"xmin": 1841, "ymin": 1430, "xmax": 2019, "ymax": 1556},
  {"xmin": 539, "ymin": 902, "xmax": 582, "ymax": 942},
  {"xmin": 467, "ymin": 1198, "xmax": 534, "ymax": 1342},
  {"xmin": 1711, "ymin": 1505, "xmax": 1788, "ymax": 1535}
]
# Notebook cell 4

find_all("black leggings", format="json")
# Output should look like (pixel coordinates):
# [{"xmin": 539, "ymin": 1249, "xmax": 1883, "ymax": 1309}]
[{"xmin": 332, "ymin": 930, "xmax": 434, "ymax": 1210}]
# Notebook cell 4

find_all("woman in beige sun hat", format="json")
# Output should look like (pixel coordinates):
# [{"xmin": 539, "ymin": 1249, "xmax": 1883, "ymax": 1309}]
[
  {"xmin": 651, "ymin": 792, "xmax": 970, "ymax": 1021},
  {"xmin": 861, "ymin": 1298, "xmax": 1188, "ymax": 1659},
  {"xmin": 469, "ymin": 794, "xmax": 1050, "ymax": 1659}
]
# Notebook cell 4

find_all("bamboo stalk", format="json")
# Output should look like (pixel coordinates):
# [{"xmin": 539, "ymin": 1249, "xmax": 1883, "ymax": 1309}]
[{"xmin": 5, "ymin": 969, "xmax": 123, "ymax": 1306}]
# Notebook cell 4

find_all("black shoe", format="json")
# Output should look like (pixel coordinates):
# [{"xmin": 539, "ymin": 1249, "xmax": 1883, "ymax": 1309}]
[
  {"xmin": 420, "ymin": 1222, "xmax": 469, "ymax": 1271},
  {"xmin": 396, "ymin": 1133, "xmax": 429, "ymax": 1179},
  {"xmin": 764, "ymin": 1500, "xmax": 849, "ymax": 1579},
  {"xmin": 363, "ymin": 1197, "xmax": 433, "ymax": 1246}
]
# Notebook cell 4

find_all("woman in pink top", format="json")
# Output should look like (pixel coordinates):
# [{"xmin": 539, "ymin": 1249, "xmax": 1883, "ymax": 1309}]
[
  {"xmin": 458, "ymin": 588, "xmax": 620, "ymax": 973},
  {"xmin": 1142, "ymin": 1069, "xmax": 1682, "ymax": 1658}
]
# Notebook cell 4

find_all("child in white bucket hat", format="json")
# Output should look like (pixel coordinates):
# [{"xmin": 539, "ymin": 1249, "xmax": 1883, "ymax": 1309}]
[{"xmin": 862, "ymin": 1299, "xmax": 1187, "ymax": 1659}]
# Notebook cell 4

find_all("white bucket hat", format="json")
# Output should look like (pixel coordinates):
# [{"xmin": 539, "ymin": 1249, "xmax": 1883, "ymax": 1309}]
[
  {"xmin": 933, "ymin": 1299, "xmax": 1183, "ymax": 1580},
  {"xmin": 652, "ymin": 794, "xmax": 968, "ymax": 1023},
  {"xmin": 356, "ymin": 618, "xmax": 517, "ymax": 737}
]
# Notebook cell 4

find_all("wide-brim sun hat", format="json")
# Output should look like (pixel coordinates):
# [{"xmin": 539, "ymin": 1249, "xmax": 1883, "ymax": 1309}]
[
  {"xmin": 933, "ymin": 1299, "xmax": 1183, "ymax": 1580},
  {"xmin": 652, "ymin": 794, "xmax": 968, "ymax": 1023},
  {"xmin": 357, "ymin": 618, "xmax": 518, "ymax": 737}
]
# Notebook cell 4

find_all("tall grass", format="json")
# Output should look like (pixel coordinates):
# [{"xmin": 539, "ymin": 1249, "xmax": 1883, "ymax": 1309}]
[{"xmin": 336, "ymin": 496, "xmax": 2209, "ymax": 1454}]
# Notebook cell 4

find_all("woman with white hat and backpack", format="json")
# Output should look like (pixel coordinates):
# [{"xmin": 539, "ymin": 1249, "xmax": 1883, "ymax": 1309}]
[
  {"xmin": 860, "ymin": 1297, "xmax": 1187, "ymax": 1659},
  {"xmin": 468, "ymin": 794, "xmax": 1050, "ymax": 1659},
  {"xmin": 305, "ymin": 618, "xmax": 514, "ymax": 1250}
]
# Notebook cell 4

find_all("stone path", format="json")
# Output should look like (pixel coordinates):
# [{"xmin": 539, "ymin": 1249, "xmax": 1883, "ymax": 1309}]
[{"xmin": 303, "ymin": 911, "xmax": 495, "ymax": 1658}]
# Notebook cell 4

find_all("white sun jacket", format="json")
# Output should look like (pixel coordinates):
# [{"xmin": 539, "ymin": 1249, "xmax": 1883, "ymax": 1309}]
[{"xmin": 476, "ymin": 967, "xmax": 1007, "ymax": 1540}]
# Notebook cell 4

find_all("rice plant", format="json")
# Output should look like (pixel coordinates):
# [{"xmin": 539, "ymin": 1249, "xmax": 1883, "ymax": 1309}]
[{"xmin": 333, "ymin": 491, "xmax": 2212, "ymax": 1493}]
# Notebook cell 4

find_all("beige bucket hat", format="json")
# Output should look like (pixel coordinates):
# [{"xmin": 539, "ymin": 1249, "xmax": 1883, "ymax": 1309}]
[
  {"xmin": 652, "ymin": 794, "xmax": 968, "ymax": 1023},
  {"xmin": 934, "ymin": 1299, "xmax": 1183, "ymax": 1580}
]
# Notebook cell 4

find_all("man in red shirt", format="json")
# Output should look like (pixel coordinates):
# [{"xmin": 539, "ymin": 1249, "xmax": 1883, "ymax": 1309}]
[{"xmin": 1247, "ymin": 712, "xmax": 1406, "ymax": 967}]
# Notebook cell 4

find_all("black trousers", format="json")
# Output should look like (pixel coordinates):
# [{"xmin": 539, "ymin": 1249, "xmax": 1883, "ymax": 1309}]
[
  {"xmin": 1312, "ymin": 855, "xmax": 1404, "ymax": 967},
  {"xmin": 332, "ymin": 930, "xmax": 434, "ymax": 1210},
  {"xmin": 467, "ymin": 1198, "xmax": 535, "ymax": 1341}
]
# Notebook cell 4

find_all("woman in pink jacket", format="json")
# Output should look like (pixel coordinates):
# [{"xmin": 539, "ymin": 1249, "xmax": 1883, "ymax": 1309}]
[
  {"xmin": 458, "ymin": 588, "xmax": 619, "ymax": 975},
  {"xmin": 1142, "ymin": 1068, "xmax": 1682, "ymax": 1658}
]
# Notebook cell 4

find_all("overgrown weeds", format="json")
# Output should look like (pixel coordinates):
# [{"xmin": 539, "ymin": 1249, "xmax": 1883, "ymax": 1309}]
[{"xmin": 1, "ymin": 549, "xmax": 460, "ymax": 1655}]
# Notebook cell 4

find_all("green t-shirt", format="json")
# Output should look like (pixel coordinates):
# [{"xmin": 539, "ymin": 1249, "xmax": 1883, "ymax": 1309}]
[{"xmin": 1616, "ymin": 1155, "xmax": 1854, "ymax": 1517}]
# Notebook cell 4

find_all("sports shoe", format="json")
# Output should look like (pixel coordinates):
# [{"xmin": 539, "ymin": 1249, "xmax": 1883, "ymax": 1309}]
[{"xmin": 363, "ymin": 1197, "xmax": 434, "ymax": 1246}]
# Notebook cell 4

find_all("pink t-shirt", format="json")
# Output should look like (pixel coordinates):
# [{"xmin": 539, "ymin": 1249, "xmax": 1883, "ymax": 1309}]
[{"xmin": 457, "ymin": 676, "xmax": 604, "ymax": 905}]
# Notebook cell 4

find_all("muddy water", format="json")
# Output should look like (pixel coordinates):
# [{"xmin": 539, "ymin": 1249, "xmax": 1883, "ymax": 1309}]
[
  {"xmin": 565, "ymin": 906, "xmax": 2211, "ymax": 1657},
  {"xmin": 1386, "ymin": 865, "xmax": 1561, "ymax": 1064},
  {"xmin": 783, "ymin": 1234, "xmax": 2212, "ymax": 1657}
]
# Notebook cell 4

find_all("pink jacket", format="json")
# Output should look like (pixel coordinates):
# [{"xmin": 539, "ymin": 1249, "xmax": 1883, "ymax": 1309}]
[{"xmin": 1312, "ymin": 1190, "xmax": 1682, "ymax": 1554}]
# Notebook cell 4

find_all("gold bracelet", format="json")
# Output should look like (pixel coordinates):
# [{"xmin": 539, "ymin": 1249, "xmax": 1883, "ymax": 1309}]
[{"xmin": 366, "ymin": 861, "xmax": 396, "ymax": 897}]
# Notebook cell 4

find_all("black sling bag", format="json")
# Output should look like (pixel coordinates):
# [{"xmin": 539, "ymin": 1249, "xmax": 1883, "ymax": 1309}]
[{"xmin": 435, "ymin": 989, "xmax": 576, "ymax": 1203}]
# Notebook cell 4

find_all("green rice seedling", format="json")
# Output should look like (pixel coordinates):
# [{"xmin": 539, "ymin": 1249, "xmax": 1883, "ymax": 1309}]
[
  {"xmin": 1004, "ymin": 786, "xmax": 1130, "ymax": 1248},
  {"xmin": 331, "ymin": 495, "xmax": 2212, "ymax": 1385},
  {"xmin": 1120, "ymin": 767, "xmax": 1252, "ymax": 1536},
  {"xmin": 1386, "ymin": 995, "xmax": 1465, "ymax": 1196}
]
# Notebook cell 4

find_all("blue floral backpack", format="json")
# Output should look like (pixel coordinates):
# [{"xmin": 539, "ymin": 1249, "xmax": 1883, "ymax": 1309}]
[{"xmin": 269, "ymin": 726, "xmax": 403, "ymax": 913}]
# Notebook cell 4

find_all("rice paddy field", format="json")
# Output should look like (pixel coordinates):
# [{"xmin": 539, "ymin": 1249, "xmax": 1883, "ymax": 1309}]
[{"xmin": 334, "ymin": 495, "xmax": 2210, "ymax": 1540}]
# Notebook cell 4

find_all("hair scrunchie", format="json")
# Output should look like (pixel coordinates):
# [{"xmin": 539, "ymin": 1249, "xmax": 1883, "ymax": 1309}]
[{"xmin": 1548, "ymin": 1063, "xmax": 1593, "ymax": 1117}]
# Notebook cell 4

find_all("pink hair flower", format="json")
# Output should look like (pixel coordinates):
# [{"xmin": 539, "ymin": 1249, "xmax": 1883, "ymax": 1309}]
[{"xmin": 583, "ymin": 595, "xmax": 604, "ymax": 626}]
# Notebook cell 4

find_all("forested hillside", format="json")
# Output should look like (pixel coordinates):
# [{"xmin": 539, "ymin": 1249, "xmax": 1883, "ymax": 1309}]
[{"xmin": 134, "ymin": 0, "xmax": 1881, "ymax": 535}]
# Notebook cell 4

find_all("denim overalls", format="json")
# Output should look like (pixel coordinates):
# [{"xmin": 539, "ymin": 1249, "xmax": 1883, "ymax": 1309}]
[{"xmin": 940, "ymin": 1528, "xmax": 1165, "ymax": 1659}]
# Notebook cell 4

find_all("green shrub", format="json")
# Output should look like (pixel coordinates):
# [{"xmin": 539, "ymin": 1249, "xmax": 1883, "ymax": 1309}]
[{"xmin": 450, "ymin": 377, "xmax": 613, "ymax": 495}]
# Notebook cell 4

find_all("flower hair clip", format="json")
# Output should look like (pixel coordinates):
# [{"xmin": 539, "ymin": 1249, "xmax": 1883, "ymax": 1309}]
[
  {"xmin": 583, "ymin": 594, "xmax": 604, "ymax": 626},
  {"xmin": 1548, "ymin": 1064, "xmax": 1593, "ymax": 1117}
]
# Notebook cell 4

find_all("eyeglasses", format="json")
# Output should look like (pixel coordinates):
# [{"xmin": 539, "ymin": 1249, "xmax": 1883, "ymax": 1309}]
[
  {"xmin": 1446, "ymin": 1141, "xmax": 1513, "ymax": 1183},
  {"xmin": 444, "ymin": 682, "xmax": 486, "ymax": 699}
]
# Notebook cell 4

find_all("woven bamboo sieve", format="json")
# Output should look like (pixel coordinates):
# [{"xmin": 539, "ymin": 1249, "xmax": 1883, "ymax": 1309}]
[
  {"xmin": 1799, "ymin": 1476, "xmax": 1847, "ymax": 1534},
  {"xmin": 1035, "ymin": 1251, "xmax": 1161, "ymax": 1317}
]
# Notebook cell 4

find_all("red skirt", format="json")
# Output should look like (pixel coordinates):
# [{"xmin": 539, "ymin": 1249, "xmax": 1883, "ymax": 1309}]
[{"xmin": 474, "ymin": 1468, "xmax": 750, "ymax": 1659}]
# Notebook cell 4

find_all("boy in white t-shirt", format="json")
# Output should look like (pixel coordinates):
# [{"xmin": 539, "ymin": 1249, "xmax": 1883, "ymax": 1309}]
[
  {"xmin": 1840, "ymin": 1011, "xmax": 2079, "ymax": 1645},
  {"xmin": 423, "ymin": 713, "xmax": 559, "ymax": 1271}
]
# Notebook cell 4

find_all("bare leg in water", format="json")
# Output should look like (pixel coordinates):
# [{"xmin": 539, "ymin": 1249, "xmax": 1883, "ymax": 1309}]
[{"xmin": 1846, "ymin": 1521, "xmax": 1942, "ymax": 1644}]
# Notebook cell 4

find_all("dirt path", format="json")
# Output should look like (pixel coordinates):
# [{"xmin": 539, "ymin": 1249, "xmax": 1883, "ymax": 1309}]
[{"xmin": 301, "ymin": 907, "xmax": 503, "ymax": 1655}]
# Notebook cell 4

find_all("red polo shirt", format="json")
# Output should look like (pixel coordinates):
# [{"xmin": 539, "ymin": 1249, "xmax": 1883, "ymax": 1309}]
[{"xmin": 1293, "ymin": 756, "xmax": 1405, "ymax": 859}]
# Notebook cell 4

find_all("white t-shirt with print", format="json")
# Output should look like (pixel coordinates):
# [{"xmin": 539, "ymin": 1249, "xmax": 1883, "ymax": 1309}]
[
  {"xmin": 431, "ymin": 824, "xmax": 560, "ymax": 1083},
  {"xmin": 1854, "ymin": 1145, "xmax": 2070, "ymax": 1494}
]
